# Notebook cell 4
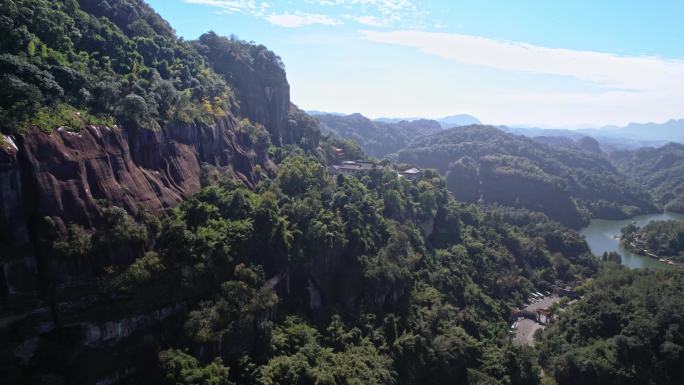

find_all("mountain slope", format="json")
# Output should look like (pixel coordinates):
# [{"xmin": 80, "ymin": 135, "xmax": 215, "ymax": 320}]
[
  {"xmin": 0, "ymin": 4, "xmax": 604, "ymax": 385},
  {"xmin": 317, "ymin": 113, "xmax": 441, "ymax": 158},
  {"xmin": 0, "ymin": 1, "xmax": 317, "ymax": 382},
  {"xmin": 0, "ymin": 0, "xmax": 235, "ymax": 134},
  {"xmin": 3, "ymin": 3, "xmax": 681, "ymax": 385},
  {"xmin": 398, "ymin": 125, "xmax": 656, "ymax": 227},
  {"xmin": 610, "ymin": 142, "xmax": 684, "ymax": 212}
]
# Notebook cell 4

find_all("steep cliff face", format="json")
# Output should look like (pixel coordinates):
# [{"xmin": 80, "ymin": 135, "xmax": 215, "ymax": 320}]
[
  {"xmin": 18, "ymin": 117, "xmax": 271, "ymax": 225},
  {"xmin": 194, "ymin": 32, "xmax": 292, "ymax": 144},
  {"xmin": 0, "ymin": 135, "xmax": 36, "ymax": 301},
  {"xmin": 0, "ymin": 116, "xmax": 276, "ymax": 383},
  {"xmin": 0, "ymin": 0, "xmax": 325, "ymax": 382}
]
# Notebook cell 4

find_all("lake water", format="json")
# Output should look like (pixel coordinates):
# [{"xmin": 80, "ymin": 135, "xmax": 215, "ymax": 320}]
[{"xmin": 580, "ymin": 212, "xmax": 684, "ymax": 270}]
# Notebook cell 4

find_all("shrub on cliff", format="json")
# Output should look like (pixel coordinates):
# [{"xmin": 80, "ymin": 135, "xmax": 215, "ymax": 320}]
[
  {"xmin": 238, "ymin": 119, "xmax": 271, "ymax": 151},
  {"xmin": 52, "ymin": 224, "xmax": 92, "ymax": 259}
]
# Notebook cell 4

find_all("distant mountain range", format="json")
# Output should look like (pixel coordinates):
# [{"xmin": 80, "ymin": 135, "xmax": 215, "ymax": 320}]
[
  {"xmin": 314, "ymin": 111, "xmax": 482, "ymax": 158},
  {"xmin": 591, "ymin": 119, "xmax": 684, "ymax": 143},
  {"xmin": 501, "ymin": 119, "xmax": 684, "ymax": 149},
  {"xmin": 375, "ymin": 114, "xmax": 481, "ymax": 128},
  {"xmin": 499, "ymin": 126, "xmax": 666, "ymax": 151},
  {"xmin": 309, "ymin": 111, "xmax": 481, "ymax": 127},
  {"xmin": 311, "ymin": 110, "xmax": 684, "ymax": 150},
  {"xmin": 316, "ymin": 110, "xmax": 684, "ymax": 220},
  {"xmin": 307, "ymin": 110, "xmax": 346, "ymax": 117}
]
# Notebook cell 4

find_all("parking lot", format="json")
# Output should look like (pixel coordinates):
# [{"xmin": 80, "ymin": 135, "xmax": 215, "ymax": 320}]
[
  {"xmin": 524, "ymin": 294, "xmax": 561, "ymax": 313},
  {"xmin": 512, "ymin": 318, "xmax": 543, "ymax": 345},
  {"xmin": 511, "ymin": 293, "xmax": 564, "ymax": 345}
]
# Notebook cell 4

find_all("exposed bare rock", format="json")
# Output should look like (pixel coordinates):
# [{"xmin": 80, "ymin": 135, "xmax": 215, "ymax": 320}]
[{"xmin": 0, "ymin": 115, "xmax": 275, "ymax": 381}]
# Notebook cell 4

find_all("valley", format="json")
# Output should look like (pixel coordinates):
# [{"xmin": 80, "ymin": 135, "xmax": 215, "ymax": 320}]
[{"xmin": 0, "ymin": 1, "xmax": 683, "ymax": 385}]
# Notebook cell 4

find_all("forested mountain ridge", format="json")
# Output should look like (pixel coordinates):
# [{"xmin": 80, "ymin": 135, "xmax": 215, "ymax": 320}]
[
  {"xmin": 610, "ymin": 142, "xmax": 684, "ymax": 213},
  {"xmin": 0, "ymin": 1, "xmax": 317, "ymax": 382},
  {"xmin": 0, "ymin": 0, "xmax": 322, "ymax": 231},
  {"xmin": 3, "ymin": 152, "xmax": 604, "ymax": 384},
  {"xmin": 597, "ymin": 119, "xmax": 684, "ymax": 143},
  {"xmin": 1, "ymin": 2, "xmax": 682, "ymax": 385},
  {"xmin": 397, "ymin": 125, "xmax": 656, "ymax": 227},
  {"xmin": 2, "ymin": 0, "xmax": 226, "ymax": 134},
  {"xmin": 317, "ymin": 112, "xmax": 442, "ymax": 158},
  {"xmin": 0, "ymin": 2, "xmax": 602, "ymax": 383}
]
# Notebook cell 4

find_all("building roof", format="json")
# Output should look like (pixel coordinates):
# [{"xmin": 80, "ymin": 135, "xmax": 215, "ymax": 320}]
[{"xmin": 401, "ymin": 167, "xmax": 421, "ymax": 174}]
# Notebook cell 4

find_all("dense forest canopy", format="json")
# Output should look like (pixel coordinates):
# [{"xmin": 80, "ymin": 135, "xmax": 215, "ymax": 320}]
[
  {"xmin": 610, "ymin": 142, "xmax": 684, "ymax": 213},
  {"xmin": 622, "ymin": 220, "xmax": 684, "ymax": 261},
  {"xmin": 0, "ymin": 0, "xmax": 309, "ymax": 147},
  {"xmin": 0, "ymin": 0, "xmax": 236, "ymax": 133},
  {"xmin": 2, "ymin": 1, "xmax": 684, "ymax": 385},
  {"xmin": 38, "ymin": 155, "xmax": 600, "ymax": 384},
  {"xmin": 398, "ymin": 125, "xmax": 656, "ymax": 227},
  {"xmin": 539, "ymin": 266, "xmax": 684, "ymax": 385}
]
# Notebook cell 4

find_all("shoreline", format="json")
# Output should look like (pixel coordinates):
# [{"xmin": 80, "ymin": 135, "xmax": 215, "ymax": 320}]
[
  {"xmin": 580, "ymin": 211, "xmax": 684, "ymax": 270},
  {"xmin": 620, "ymin": 237, "xmax": 684, "ymax": 267}
]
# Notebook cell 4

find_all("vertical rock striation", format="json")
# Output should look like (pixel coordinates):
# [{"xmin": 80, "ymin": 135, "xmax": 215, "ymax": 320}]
[{"xmin": 0, "ymin": 115, "xmax": 276, "ymax": 383}]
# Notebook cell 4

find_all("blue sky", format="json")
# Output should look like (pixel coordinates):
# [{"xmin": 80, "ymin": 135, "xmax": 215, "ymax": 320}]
[{"xmin": 147, "ymin": 0, "xmax": 684, "ymax": 127}]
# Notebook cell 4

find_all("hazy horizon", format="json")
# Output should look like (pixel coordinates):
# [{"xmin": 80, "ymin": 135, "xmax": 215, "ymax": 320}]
[{"xmin": 308, "ymin": 110, "xmax": 682, "ymax": 131}]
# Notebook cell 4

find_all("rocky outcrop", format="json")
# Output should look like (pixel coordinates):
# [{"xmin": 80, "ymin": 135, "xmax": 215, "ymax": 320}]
[
  {"xmin": 0, "ymin": 135, "xmax": 37, "ymax": 304},
  {"xmin": 194, "ymin": 32, "xmax": 292, "ymax": 144},
  {"xmin": 17, "ymin": 116, "xmax": 272, "ymax": 227},
  {"xmin": 0, "ymin": 115, "xmax": 276, "ymax": 383},
  {"xmin": 236, "ymin": 76, "xmax": 290, "ymax": 145}
]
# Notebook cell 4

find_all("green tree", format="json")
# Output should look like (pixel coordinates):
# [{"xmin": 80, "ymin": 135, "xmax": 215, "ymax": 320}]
[
  {"xmin": 184, "ymin": 264, "xmax": 278, "ymax": 344},
  {"xmin": 277, "ymin": 156, "xmax": 331, "ymax": 197},
  {"xmin": 52, "ymin": 224, "xmax": 92, "ymax": 259},
  {"xmin": 159, "ymin": 349, "xmax": 234, "ymax": 385},
  {"xmin": 382, "ymin": 189, "xmax": 404, "ymax": 219}
]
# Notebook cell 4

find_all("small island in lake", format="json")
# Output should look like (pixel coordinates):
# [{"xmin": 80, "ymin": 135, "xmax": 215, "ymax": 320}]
[{"xmin": 621, "ymin": 220, "xmax": 684, "ymax": 266}]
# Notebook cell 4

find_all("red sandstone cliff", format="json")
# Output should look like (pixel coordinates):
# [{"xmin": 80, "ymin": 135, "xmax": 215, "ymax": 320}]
[{"xmin": 0, "ymin": 115, "xmax": 278, "ymax": 382}]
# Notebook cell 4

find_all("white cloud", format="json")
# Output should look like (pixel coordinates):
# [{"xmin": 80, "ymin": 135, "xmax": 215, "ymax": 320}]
[
  {"xmin": 183, "ymin": 0, "xmax": 270, "ymax": 15},
  {"xmin": 307, "ymin": 0, "xmax": 423, "ymax": 26},
  {"xmin": 266, "ymin": 13, "xmax": 342, "ymax": 27},
  {"xmin": 290, "ymin": 30, "xmax": 683, "ymax": 127},
  {"xmin": 354, "ymin": 15, "xmax": 388, "ymax": 27},
  {"xmin": 185, "ymin": 0, "xmax": 342, "ymax": 27},
  {"xmin": 360, "ymin": 30, "xmax": 684, "ymax": 94},
  {"xmin": 185, "ymin": 0, "xmax": 429, "ymax": 28}
]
